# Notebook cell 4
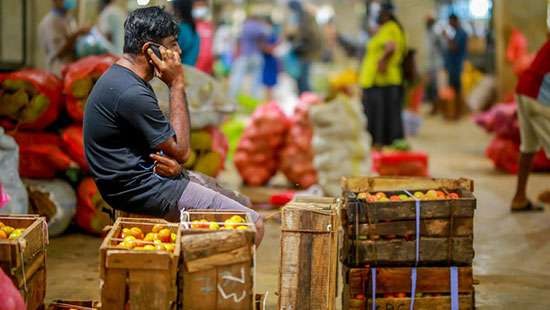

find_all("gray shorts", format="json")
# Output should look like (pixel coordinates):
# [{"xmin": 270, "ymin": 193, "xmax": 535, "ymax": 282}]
[
  {"xmin": 517, "ymin": 95, "xmax": 550, "ymax": 154},
  {"xmin": 165, "ymin": 172, "xmax": 259, "ymax": 223}
]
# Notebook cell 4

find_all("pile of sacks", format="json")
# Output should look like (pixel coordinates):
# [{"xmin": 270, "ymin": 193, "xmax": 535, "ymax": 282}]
[{"xmin": 309, "ymin": 95, "xmax": 371, "ymax": 196}]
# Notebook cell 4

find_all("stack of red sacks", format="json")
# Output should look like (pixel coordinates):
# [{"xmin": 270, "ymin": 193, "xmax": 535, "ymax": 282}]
[
  {"xmin": 279, "ymin": 93, "xmax": 319, "ymax": 188},
  {"xmin": 475, "ymin": 101, "xmax": 550, "ymax": 173},
  {"xmin": 233, "ymin": 101, "xmax": 289, "ymax": 186}
]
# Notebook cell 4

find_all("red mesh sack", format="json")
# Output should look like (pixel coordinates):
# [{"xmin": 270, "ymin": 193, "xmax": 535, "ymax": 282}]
[
  {"xmin": 279, "ymin": 93, "xmax": 320, "ymax": 188},
  {"xmin": 63, "ymin": 54, "xmax": 117, "ymax": 122},
  {"xmin": 61, "ymin": 125, "xmax": 87, "ymax": 171},
  {"xmin": 10, "ymin": 132, "xmax": 76, "ymax": 178},
  {"xmin": 74, "ymin": 177, "xmax": 111, "ymax": 235},
  {"xmin": 234, "ymin": 102, "xmax": 289, "ymax": 186},
  {"xmin": 0, "ymin": 69, "xmax": 63, "ymax": 130},
  {"xmin": 486, "ymin": 137, "xmax": 519, "ymax": 174}
]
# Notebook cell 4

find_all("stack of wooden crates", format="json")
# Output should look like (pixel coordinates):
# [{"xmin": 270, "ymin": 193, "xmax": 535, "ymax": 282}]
[
  {"xmin": 340, "ymin": 177, "xmax": 476, "ymax": 309},
  {"xmin": 0, "ymin": 214, "xmax": 48, "ymax": 310}
]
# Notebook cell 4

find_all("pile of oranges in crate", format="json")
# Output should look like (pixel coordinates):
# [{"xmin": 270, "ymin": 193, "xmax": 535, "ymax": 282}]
[
  {"xmin": 115, "ymin": 224, "xmax": 176, "ymax": 252},
  {"xmin": 0, "ymin": 221, "xmax": 26, "ymax": 240}
]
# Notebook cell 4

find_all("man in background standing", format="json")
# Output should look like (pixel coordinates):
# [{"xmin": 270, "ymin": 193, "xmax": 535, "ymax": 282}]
[
  {"xmin": 38, "ymin": 0, "xmax": 90, "ymax": 76},
  {"xmin": 443, "ymin": 14, "xmax": 468, "ymax": 119},
  {"xmin": 97, "ymin": 0, "xmax": 126, "ymax": 55}
]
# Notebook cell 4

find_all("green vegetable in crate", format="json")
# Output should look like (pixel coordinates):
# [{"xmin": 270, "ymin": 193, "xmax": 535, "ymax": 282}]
[
  {"xmin": 19, "ymin": 95, "xmax": 49, "ymax": 123},
  {"xmin": 182, "ymin": 150, "xmax": 197, "ymax": 169},
  {"xmin": 71, "ymin": 77, "xmax": 94, "ymax": 99},
  {"xmin": 0, "ymin": 89, "xmax": 29, "ymax": 118},
  {"xmin": 193, "ymin": 152, "xmax": 223, "ymax": 176},
  {"xmin": 190, "ymin": 131, "xmax": 213, "ymax": 151}
]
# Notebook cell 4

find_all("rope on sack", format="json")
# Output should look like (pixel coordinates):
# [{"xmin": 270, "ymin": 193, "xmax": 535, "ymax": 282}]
[
  {"xmin": 450, "ymin": 266, "xmax": 459, "ymax": 310},
  {"xmin": 404, "ymin": 190, "xmax": 421, "ymax": 310}
]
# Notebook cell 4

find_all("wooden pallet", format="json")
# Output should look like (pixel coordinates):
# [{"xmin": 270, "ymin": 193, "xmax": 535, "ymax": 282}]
[
  {"xmin": 278, "ymin": 197, "xmax": 340, "ymax": 310},
  {"xmin": 342, "ymin": 266, "xmax": 475, "ymax": 310},
  {"xmin": 0, "ymin": 214, "xmax": 48, "ymax": 310},
  {"xmin": 180, "ymin": 210, "xmax": 256, "ymax": 310},
  {"xmin": 341, "ymin": 177, "xmax": 475, "ymax": 267},
  {"xmin": 99, "ymin": 217, "xmax": 181, "ymax": 310}
]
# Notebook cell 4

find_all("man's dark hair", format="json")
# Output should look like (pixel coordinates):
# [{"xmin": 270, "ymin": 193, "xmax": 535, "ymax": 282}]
[
  {"xmin": 123, "ymin": 6, "xmax": 179, "ymax": 54},
  {"xmin": 172, "ymin": 0, "xmax": 196, "ymax": 32},
  {"xmin": 449, "ymin": 13, "xmax": 459, "ymax": 21}
]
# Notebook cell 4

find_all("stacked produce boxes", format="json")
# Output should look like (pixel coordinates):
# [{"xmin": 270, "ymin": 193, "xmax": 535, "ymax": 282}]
[{"xmin": 340, "ymin": 177, "xmax": 476, "ymax": 309}]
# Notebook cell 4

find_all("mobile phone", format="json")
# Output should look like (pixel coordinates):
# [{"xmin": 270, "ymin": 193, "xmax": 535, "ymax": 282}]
[{"xmin": 146, "ymin": 42, "xmax": 163, "ymax": 60}]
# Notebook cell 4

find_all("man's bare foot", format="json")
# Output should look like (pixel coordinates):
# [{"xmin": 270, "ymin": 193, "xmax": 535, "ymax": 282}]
[{"xmin": 510, "ymin": 199, "xmax": 544, "ymax": 212}]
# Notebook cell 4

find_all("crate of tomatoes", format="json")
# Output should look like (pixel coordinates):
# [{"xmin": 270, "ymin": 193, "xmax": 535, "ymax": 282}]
[
  {"xmin": 0, "ymin": 214, "xmax": 48, "ymax": 310},
  {"xmin": 99, "ymin": 217, "xmax": 180, "ymax": 310},
  {"xmin": 179, "ymin": 210, "xmax": 256, "ymax": 310},
  {"xmin": 342, "ymin": 265, "xmax": 475, "ymax": 310},
  {"xmin": 340, "ymin": 177, "xmax": 476, "ymax": 267}
]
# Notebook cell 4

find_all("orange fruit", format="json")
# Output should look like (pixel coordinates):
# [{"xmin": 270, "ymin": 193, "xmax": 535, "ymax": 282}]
[
  {"xmin": 229, "ymin": 215, "xmax": 245, "ymax": 223},
  {"xmin": 236, "ymin": 226, "xmax": 248, "ymax": 230},
  {"xmin": 2, "ymin": 226, "xmax": 15, "ymax": 235},
  {"xmin": 170, "ymin": 233, "xmax": 177, "ymax": 243},
  {"xmin": 130, "ymin": 227, "xmax": 144, "ymax": 239},
  {"xmin": 152, "ymin": 224, "xmax": 164, "ymax": 233},
  {"xmin": 208, "ymin": 222, "xmax": 220, "ymax": 230},
  {"xmin": 121, "ymin": 228, "xmax": 131, "ymax": 238},
  {"xmin": 143, "ymin": 245, "xmax": 156, "ymax": 251},
  {"xmin": 144, "ymin": 233, "xmax": 157, "ymax": 242},
  {"xmin": 0, "ymin": 221, "xmax": 4, "ymax": 227},
  {"xmin": 163, "ymin": 243, "xmax": 175, "ymax": 252},
  {"xmin": 158, "ymin": 229, "xmax": 172, "ymax": 243},
  {"xmin": 8, "ymin": 229, "xmax": 24, "ymax": 240},
  {"xmin": 0, "ymin": 230, "xmax": 7, "ymax": 239}
]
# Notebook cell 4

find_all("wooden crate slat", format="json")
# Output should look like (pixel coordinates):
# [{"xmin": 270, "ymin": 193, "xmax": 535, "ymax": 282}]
[
  {"xmin": 106, "ymin": 251, "xmax": 172, "ymax": 270},
  {"xmin": 182, "ymin": 268, "xmax": 218, "ymax": 309},
  {"xmin": 372, "ymin": 267, "xmax": 473, "ymax": 293},
  {"xmin": 347, "ymin": 218, "xmax": 473, "ymax": 238},
  {"xmin": 216, "ymin": 262, "xmax": 254, "ymax": 309},
  {"xmin": 128, "ymin": 269, "xmax": 173, "ymax": 310},
  {"xmin": 341, "ymin": 176, "xmax": 474, "ymax": 193},
  {"xmin": 369, "ymin": 294, "xmax": 474, "ymax": 310},
  {"xmin": 100, "ymin": 269, "xmax": 127, "ymax": 310},
  {"xmin": 186, "ymin": 246, "xmax": 252, "ymax": 274},
  {"xmin": 346, "ymin": 237, "xmax": 474, "ymax": 266}
]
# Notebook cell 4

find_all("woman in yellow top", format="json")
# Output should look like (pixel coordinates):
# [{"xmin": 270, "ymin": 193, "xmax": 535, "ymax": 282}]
[{"xmin": 359, "ymin": 3, "xmax": 406, "ymax": 147}]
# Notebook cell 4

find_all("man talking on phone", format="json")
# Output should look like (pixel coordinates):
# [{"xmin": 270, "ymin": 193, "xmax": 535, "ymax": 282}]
[{"xmin": 83, "ymin": 7, "xmax": 264, "ymax": 245}]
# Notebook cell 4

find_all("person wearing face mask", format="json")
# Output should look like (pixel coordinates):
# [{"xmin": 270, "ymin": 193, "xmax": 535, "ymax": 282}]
[
  {"xmin": 172, "ymin": 0, "xmax": 200, "ymax": 66},
  {"xmin": 38, "ymin": 0, "xmax": 91, "ymax": 76},
  {"xmin": 358, "ymin": 2, "xmax": 406, "ymax": 147},
  {"xmin": 193, "ymin": 0, "xmax": 215, "ymax": 74}
]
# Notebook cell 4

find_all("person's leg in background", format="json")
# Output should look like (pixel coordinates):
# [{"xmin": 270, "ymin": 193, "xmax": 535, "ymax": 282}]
[
  {"xmin": 383, "ymin": 85, "xmax": 405, "ymax": 145},
  {"xmin": 511, "ymin": 95, "xmax": 545, "ymax": 212},
  {"xmin": 249, "ymin": 53, "xmax": 264, "ymax": 100},
  {"xmin": 228, "ymin": 56, "xmax": 248, "ymax": 99},
  {"xmin": 362, "ymin": 87, "xmax": 384, "ymax": 148},
  {"xmin": 448, "ymin": 65, "xmax": 463, "ymax": 120},
  {"xmin": 297, "ymin": 59, "xmax": 311, "ymax": 94}
]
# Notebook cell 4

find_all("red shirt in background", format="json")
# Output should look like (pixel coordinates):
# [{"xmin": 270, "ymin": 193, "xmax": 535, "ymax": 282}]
[
  {"xmin": 516, "ymin": 39, "xmax": 550, "ymax": 102},
  {"xmin": 195, "ymin": 20, "xmax": 215, "ymax": 75}
]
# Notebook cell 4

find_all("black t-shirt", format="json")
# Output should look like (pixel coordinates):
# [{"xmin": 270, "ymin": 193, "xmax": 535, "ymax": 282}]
[{"xmin": 83, "ymin": 64, "xmax": 188, "ymax": 216}]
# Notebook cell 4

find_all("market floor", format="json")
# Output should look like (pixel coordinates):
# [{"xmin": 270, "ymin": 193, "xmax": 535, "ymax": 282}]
[{"xmin": 45, "ymin": 114, "xmax": 550, "ymax": 309}]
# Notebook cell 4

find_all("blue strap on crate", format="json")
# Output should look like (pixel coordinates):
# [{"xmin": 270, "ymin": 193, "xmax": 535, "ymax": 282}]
[
  {"xmin": 451, "ymin": 266, "xmax": 459, "ymax": 310},
  {"xmin": 404, "ymin": 190, "xmax": 421, "ymax": 310},
  {"xmin": 371, "ymin": 267, "xmax": 376, "ymax": 310}
]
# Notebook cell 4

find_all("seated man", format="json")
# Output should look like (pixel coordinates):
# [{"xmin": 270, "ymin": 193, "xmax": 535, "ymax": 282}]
[{"xmin": 83, "ymin": 7, "xmax": 263, "ymax": 244}]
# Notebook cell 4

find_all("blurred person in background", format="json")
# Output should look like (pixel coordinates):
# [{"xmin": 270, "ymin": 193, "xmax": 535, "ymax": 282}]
[
  {"xmin": 97, "ymin": 0, "xmax": 126, "ymax": 55},
  {"xmin": 172, "ymin": 0, "xmax": 200, "ymax": 66},
  {"xmin": 424, "ymin": 14, "xmax": 445, "ymax": 114},
  {"xmin": 193, "ymin": 0, "xmax": 215, "ymax": 74},
  {"xmin": 39, "ymin": 0, "xmax": 90, "ymax": 76},
  {"xmin": 359, "ymin": 3, "xmax": 406, "ymax": 147},
  {"xmin": 510, "ymin": 38, "xmax": 550, "ymax": 212},
  {"xmin": 261, "ymin": 17, "xmax": 280, "ymax": 101},
  {"xmin": 443, "ymin": 14, "xmax": 468, "ymax": 119},
  {"xmin": 213, "ymin": 19, "xmax": 235, "ymax": 77},
  {"xmin": 228, "ymin": 15, "xmax": 267, "ymax": 99},
  {"xmin": 287, "ymin": 0, "xmax": 322, "ymax": 94}
]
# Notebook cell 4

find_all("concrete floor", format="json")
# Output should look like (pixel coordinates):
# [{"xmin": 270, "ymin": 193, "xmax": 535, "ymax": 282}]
[{"xmin": 44, "ymin": 114, "xmax": 550, "ymax": 309}]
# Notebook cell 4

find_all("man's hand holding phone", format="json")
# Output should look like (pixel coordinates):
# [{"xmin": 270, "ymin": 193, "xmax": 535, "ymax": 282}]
[{"xmin": 147, "ymin": 44, "xmax": 184, "ymax": 89}]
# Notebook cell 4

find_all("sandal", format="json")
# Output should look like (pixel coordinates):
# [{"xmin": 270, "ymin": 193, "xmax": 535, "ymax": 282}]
[{"xmin": 511, "ymin": 200, "xmax": 545, "ymax": 212}]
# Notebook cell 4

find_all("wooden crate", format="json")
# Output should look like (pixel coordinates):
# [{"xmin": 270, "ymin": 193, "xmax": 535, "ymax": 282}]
[
  {"xmin": 0, "ymin": 214, "xmax": 48, "ymax": 310},
  {"xmin": 99, "ymin": 217, "xmax": 181, "ymax": 310},
  {"xmin": 278, "ymin": 197, "xmax": 340, "ymax": 310},
  {"xmin": 179, "ymin": 210, "xmax": 256, "ymax": 310},
  {"xmin": 341, "ymin": 177, "xmax": 476, "ymax": 267},
  {"xmin": 342, "ymin": 266, "xmax": 475, "ymax": 310},
  {"xmin": 47, "ymin": 300, "xmax": 100, "ymax": 310}
]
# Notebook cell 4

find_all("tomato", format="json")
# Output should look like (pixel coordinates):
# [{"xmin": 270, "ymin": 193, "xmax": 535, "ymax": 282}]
[
  {"xmin": 158, "ymin": 229, "xmax": 172, "ymax": 243},
  {"xmin": 152, "ymin": 224, "xmax": 164, "ymax": 233},
  {"xmin": 0, "ymin": 230, "xmax": 7, "ymax": 239}
]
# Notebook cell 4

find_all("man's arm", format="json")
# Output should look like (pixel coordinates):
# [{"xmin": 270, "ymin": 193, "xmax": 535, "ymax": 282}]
[{"xmin": 148, "ymin": 47, "xmax": 191, "ymax": 164}]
